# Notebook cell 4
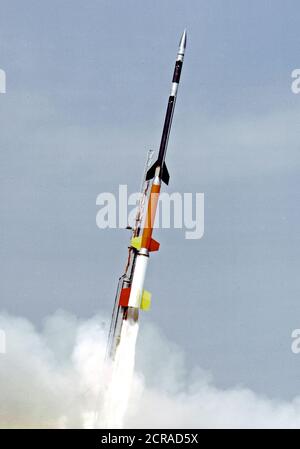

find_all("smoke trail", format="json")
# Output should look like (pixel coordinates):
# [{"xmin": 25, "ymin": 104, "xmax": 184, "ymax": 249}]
[
  {"xmin": 2, "ymin": 310, "xmax": 300, "ymax": 428},
  {"xmin": 99, "ymin": 320, "xmax": 139, "ymax": 428}
]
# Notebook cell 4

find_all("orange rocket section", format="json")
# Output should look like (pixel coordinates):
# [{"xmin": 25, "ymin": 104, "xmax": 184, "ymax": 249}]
[{"xmin": 141, "ymin": 183, "xmax": 161, "ymax": 250}]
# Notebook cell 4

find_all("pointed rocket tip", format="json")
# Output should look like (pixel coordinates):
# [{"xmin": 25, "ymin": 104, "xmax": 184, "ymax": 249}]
[{"xmin": 179, "ymin": 29, "xmax": 187, "ymax": 54}]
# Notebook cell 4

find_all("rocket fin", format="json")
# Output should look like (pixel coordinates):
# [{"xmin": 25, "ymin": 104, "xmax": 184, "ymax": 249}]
[
  {"xmin": 146, "ymin": 160, "xmax": 170, "ymax": 185},
  {"xmin": 140, "ymin": 290, "xmax": 151, "ymax": 311},
  {"xmin": 131, "ymin": 236, "xmax": 159, "ymax": 252},
  {"xmin": 131, "ymin": 236, "xmax": 142, "ymax": 250},
  {"xmin": 146, "ymin": 159, "xmax": 159, "ymax": 181},
  {"xmin": 161, "ymin": 162, "xmax": 170, "ymax": 185},
  {"xmin": 149, "ymin": 238, "xmax": 160, "ymax": 252}
]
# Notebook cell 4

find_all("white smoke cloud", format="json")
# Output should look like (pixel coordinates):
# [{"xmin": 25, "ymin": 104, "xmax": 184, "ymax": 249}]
[
  {"xmin": 1, "ymin": 310, "xmax": 300, "ymax": 428},
  {"xmin": 0, "ymin": 311, "xmax": 107, "ymax": 428}
]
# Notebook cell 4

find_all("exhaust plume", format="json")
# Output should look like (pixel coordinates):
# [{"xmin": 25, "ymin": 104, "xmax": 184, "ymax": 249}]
[{"xmin": 1, "ymin": 311, "xmax": 300, "ymax": 428}]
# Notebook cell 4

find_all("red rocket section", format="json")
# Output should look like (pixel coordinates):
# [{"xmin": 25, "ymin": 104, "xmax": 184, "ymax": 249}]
[{"xmin": 119, "ymin": 287, "xmax": 131, "ymax": 307}]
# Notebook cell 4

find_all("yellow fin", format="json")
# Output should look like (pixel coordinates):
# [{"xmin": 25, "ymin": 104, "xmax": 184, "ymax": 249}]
[
  {"xmin": 131, "ymin": 236, "xmax": 142, "ymax": 250},
  {"xmin": 140, "ymin": 290, "xmax": 151, "ymax": 311}
]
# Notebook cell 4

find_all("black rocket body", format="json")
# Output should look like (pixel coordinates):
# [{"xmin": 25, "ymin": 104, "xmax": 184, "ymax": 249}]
[{"xmin": 146, "ymin": 29, "xmax": 187, "ymax": 185}]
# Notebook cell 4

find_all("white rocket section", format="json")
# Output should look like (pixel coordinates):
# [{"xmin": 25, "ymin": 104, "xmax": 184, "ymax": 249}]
[
  {"xmin": 128, "ymin": 252, "xmax": 149, "ymax": 308},
  {"xmin": 170, "ymin": 82, "xmax": 178, "ymax": 96}
]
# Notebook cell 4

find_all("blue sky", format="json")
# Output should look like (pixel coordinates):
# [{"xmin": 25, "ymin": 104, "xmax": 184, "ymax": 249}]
[{"xmin": 1, "ymin": 0, "xmax": 300, "ymax": 400}]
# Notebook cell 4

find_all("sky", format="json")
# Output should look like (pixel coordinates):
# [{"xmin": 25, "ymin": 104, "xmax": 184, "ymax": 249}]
[{"xmin": 1, "ymin": 0, "xmax": 300, "ymax": 402}]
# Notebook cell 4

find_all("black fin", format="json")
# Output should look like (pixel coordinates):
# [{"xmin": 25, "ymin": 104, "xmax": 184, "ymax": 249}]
[
  {"xmin": 145, "ymin": 159, "xmax": 159, "ymax": 181},
  {"xmin": 145, "ymin": 160, "xmax": 170, "ymax": 185},
  {"xmin": 161, "ymin": 162, "xmax": 170, "ymax": 185}
]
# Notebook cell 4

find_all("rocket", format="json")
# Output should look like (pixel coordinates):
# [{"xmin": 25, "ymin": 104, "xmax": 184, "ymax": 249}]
[{"xmin": 106, "ymin": 30, "xmax": 187, "ymax": 359}]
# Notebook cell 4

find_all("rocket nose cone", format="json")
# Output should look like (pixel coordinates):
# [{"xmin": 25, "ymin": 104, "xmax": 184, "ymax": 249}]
[{"xmin": 178, "ymin": 29, "xmax": 187, "ymax": 54}]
